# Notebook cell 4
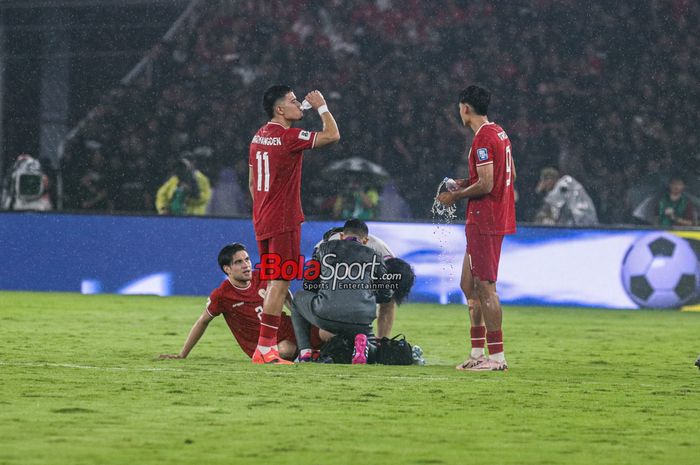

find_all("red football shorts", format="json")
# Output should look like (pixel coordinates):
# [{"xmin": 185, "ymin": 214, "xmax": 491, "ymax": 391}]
[
  {"xmin": 257, "ymin": 228, "xmax": 301, "ymax": 275},
  {"xmin": 466, "ymin": 224, "xmax": 504, "ymax": 282}
]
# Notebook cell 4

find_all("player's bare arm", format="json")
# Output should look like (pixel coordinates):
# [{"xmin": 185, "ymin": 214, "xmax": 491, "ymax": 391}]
[
  {"xmin": 438, "ymin": 164, "xmax": 494, "ymax": 206},
  {"xmin": 305, "ymin": 90, "xmax": 340, "ymax": 148},
  {"xmin": 376, "ymin": 301, "xmax": 396, "ymax": 338},
  {"xmin": 159, "ymin": 308, "xmax": 214, "ymax": 359}
]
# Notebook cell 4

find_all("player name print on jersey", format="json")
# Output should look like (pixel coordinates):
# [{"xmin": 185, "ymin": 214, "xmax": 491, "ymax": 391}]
[
  {"xmin": 249, "ymin": 123, "xmax": 317, "ymax": 239},
  {"xmin": 251, "ymin": 135, "xmax": 282, "ymax": 146}
]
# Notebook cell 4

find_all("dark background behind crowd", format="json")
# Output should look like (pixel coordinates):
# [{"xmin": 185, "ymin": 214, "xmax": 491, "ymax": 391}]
[{"xmin": 2, "ymin": 0, "xmax": 699, "ymax": 224}]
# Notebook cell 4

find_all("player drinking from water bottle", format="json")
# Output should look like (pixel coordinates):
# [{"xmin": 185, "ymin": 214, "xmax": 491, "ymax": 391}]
[
  {"xmin": 438, "ymin": 85, "xmax": 517, "ymax": 371},
  {"xmin": 248, "ymin": 85, "xmax": 340, "ymax": 364}
]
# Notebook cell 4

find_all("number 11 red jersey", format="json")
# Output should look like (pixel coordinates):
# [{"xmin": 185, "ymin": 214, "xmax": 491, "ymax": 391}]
[
  {"xmin": 249, "ymin": 122, "xmax": 318, "ymax": 240},
  {"xmin": 466, "ymin": 122, "xmax": 516, "ymax": 235}
]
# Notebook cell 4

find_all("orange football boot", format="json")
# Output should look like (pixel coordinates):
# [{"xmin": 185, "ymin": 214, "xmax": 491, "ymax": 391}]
[{"xmin": 252, "ymin": 348, "xmax": 294, "ymax": 365}]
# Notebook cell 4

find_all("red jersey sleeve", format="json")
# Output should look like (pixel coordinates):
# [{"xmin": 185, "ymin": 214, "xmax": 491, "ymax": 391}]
[
  {"xmin": 472, "ymin": 132, "xmax": 498, "ymax": 167},
  {"xmin": 282, "ymin": 127, "xmax": 318, "ymax": 153},
  {"xmin": 206, "ymin": 289, "xmax": 223, "ymax": 317}
]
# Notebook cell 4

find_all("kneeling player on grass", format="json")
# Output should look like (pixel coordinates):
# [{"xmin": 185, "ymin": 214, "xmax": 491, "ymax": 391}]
[
  {"xmin": 315, "ymin": 221, "xmax": 413, "ymax": 338},
  {"xmin": 159, "ymin": 243, "xmax": 299, "ymax": 361},
  {"xmin": 293, "ymin": 219, "xmax": 405, "ymax": 364}
]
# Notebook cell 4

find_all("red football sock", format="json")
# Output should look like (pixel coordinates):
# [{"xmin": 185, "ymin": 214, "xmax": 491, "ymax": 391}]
[
  {"xmin": 470, "ymin": 326, "xmax": 486, "ymax": 349},
  {"xmin": 257, "ymin": 313, "xmax": 281, "ymax": 348},
  {"xmin": 486, "ymin": 330, "xmax": 503, "ymax": 355}
]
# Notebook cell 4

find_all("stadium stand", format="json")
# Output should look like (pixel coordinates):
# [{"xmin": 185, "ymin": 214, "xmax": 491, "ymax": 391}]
[{"xmin": 58, "ymin": 0, "xmax": 699, "ymax": 223}]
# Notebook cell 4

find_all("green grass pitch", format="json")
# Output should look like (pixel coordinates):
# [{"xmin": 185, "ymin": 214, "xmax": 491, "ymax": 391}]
[{"xmin": 1, "ymin": 291, "xmax": 699, "ymax": 465}]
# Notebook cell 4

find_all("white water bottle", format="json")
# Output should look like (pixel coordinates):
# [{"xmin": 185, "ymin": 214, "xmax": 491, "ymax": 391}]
[
  {"xmin": 301, "ymin": 99, "xmax": 312, "ymax": 110},
  {"xmin": 443, "ymin": 177, "xmax": 458, "ymax": 192}
]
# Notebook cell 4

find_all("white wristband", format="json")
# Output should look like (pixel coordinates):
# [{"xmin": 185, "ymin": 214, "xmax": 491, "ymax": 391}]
[{"xmin": 317, "ymin": 105, "xmax": 329, "ymax": 115}]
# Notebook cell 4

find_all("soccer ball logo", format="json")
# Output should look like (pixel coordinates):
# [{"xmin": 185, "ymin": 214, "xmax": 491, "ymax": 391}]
[{"xmin": 621, "ymin": 232, "xmax": 699, "ymax": 308}]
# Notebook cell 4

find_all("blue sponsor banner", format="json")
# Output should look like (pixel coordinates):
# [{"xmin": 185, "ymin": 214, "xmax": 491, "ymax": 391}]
[{"xmin": 1, "ymin": 213, "xmax": 698, "ymax": 309}]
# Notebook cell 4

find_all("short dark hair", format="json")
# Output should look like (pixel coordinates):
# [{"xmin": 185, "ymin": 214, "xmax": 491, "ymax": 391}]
[
  {"xmin": 459, "ymin": 85, "xmax": 491, "ymax": 115},
  {"xmin": 263, "ymin": 85, "xmax": 293, "ymax": 118},
  {"xmin": 218, "ymin": 243, "xmax": 247, "ymax": 273},
  {"xmin": 669, "ymin": 175, "xmax": 686, "ymax": 184},
  {"xmin": 385, "ymin": 258, "xmax": 415, "ymax": 305},
  {"xmin": 343, "ymin": 218, "xmax": 369, "ymax": 238}
]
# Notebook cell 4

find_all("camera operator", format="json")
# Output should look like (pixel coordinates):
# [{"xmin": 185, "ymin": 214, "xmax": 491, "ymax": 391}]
[
  {"xmin": 155, "ymin": 157, "xmax": 212, "ymax": 215},
  {"xmin": 332, "ymin": 179, "xmax": 379, "ymax": 220},
  {"xmin": 534, "ymin": 167, "xmax": 598, "ymax": 226},
  {"xmin": 1, "ymin": 154, "xmax": 52, "ymax": 211}
]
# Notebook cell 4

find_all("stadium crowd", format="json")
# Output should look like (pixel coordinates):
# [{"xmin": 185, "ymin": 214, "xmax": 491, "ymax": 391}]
[{"xmin": 57, "ymin": 0, "xmax": 699, "ymax": 224}]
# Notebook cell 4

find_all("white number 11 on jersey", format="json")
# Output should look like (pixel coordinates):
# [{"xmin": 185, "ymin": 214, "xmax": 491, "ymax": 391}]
[{"xmin": 256, "ymin": 151, "xmax": 270, "ymax": 192}]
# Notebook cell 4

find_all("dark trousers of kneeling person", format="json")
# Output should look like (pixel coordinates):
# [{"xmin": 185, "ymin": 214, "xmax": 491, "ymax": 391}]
[
  {"xmin": 291, "ymin": 238, "xmax": 393, "ymax": 355},
  {"xmin": 292, "ymin": 288, "xmax": 376, "ymax": 351}
]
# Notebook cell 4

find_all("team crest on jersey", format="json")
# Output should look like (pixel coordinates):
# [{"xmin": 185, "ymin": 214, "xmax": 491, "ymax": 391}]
[
  {"xmin": 477, "ymin": 148, "xmax": 489, "ymax": 161},
  {"xmin": 299, "ymin": 130, "xmax": 311, "ymax": 141},
  {"xmin": 258, "ymin": 288, "xmax": 267, "ymax": 299}
]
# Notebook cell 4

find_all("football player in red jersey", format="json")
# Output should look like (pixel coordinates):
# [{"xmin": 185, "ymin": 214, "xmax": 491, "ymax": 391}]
[
  {"xmin": 248, "ymin": 85, "xmax": 340, "ymax": 364},
  {"xmin": 438, "ymin": 85, "xmax": 517, "ymax": 371},
  {"xmin": 158, "ymin": 243, "xmax": 299, "ymax": 361}
]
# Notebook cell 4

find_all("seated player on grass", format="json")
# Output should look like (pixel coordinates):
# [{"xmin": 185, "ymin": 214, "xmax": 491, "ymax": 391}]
[{"xmin": 159, "ymin": 243, "xmax": 307, "ymax": 361}]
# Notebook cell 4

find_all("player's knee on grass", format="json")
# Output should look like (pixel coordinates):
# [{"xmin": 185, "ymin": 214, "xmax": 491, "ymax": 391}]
[
  {"xmin": 278, "ymin": 340, "xmax": 297, "ymax": 360},
  {"xmin": 318, "ymin": 329, "xmax": 335, "ymax": 342}
]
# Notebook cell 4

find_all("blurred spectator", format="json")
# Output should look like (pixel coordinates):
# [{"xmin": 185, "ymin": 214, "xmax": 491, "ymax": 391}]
[
  {"xmin": 378, "ymin": 181, "xmax": 412, "ymax": 220},
  {"xmin": 78, "ymin": 173, "xmax": 109, "ymax": 211},
  {"xmin": 207, "ymin": 167, "xmax": 247, "ymax": 216},
  {"xmin": 655, "ymin": 176, "xmax": 698, "ymax": 227},
  {"xmin": 156, "ymin": 158, "xmax": 212, "ymax": 215},
  {"xmin": 332, "ymin": 179, "xmax": 379, "ymax": 220},
  {"xmin": 1, "ymin": 154, "xmax": 52, "ymax": 211},
  {"xmin": 59, "ymin": 1, "xmax": 699, "ymax": 223},
  {"xmin": 534, "ymin": 167, "xmax": 598, "ymax": 226}
]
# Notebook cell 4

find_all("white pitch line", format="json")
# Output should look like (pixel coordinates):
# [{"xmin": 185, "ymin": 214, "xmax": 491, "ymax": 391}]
[
  {"xmin": 0, "ymin": 360, "xmax": 459, "ymax": 382},
  {"xmin": 0, "ymin": 361, "xmax": 182, "ymax": 372}
]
